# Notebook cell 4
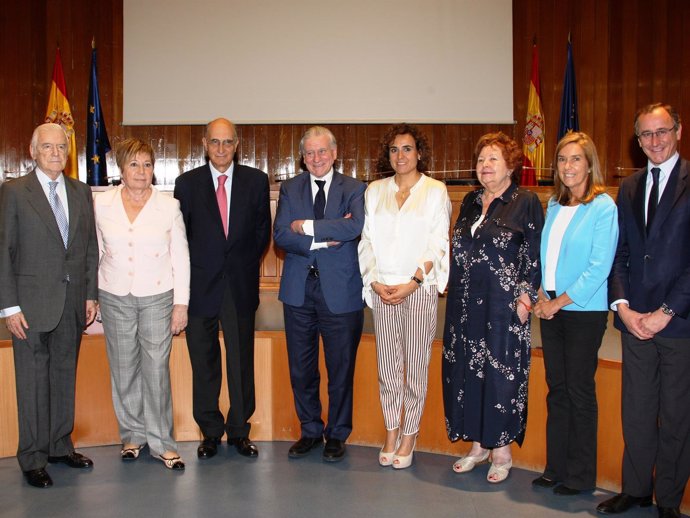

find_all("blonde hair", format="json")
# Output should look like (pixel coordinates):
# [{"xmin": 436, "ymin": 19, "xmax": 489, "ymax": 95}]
[{"xmin": 553, "ymin": 132, "xmax": 606, "ymax": 205}]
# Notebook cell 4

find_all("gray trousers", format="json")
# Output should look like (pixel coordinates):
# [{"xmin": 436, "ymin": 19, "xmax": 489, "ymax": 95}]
[
  {"xmin": 12, "ymin": 287, "xmax": 81, "ymax": 471},
  {"xmin": 99, "ymin": 289, "xmax": 177, "ymax": 457}
]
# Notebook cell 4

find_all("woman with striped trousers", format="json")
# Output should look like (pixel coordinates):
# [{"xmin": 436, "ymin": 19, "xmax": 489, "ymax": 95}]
[{"xmin": 358, "ymin": 123, "xmax": 451, "ymax": 469}]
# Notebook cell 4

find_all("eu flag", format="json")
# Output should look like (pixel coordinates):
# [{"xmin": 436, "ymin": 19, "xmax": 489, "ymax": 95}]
[
  {"xmin": 87, "ymin": 42, "xmax": 111, "ymax": 186},
  {"xmin": 557, "ymin": 38, "xmax": 580, "ymax": 141}
]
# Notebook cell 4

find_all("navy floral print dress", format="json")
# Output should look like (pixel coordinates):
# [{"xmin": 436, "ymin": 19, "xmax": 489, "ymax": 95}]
[{"xmin": 442, "ymin": 183, "xmax": 543, "ymax": 447}]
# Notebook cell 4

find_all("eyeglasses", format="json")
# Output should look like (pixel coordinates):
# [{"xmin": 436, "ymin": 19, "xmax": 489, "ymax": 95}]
[
  {"xmin": 304, "ymin": 149, "xmax": 332, "ymax": 160},
  {"xmin": 637, "ymin": 127, "xmax": 676, "ymax": 141},
  {"xmin": 207, "ymin": 138, "xmax": 236, "ymax": 148}
]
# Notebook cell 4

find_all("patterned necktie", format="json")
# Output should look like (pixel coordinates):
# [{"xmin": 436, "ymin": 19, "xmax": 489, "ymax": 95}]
[
  {"xmin": 646, "ymin": 167, "xmax": 660, "ymax": 233},
  {"xmin": 217, "ymin": 174, "xmax": 228, "ymax": 237},
  {"xmin": 49, "ymin": 181, "xmax": 68, "ymax": 248},
  {"xmin": 314, "ymin": 180, "xmax": 326, "ymax": 220}
]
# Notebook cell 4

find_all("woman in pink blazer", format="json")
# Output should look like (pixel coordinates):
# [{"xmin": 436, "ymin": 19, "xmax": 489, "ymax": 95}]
[{"xmin": 95, "ymin": 138, "xmax": 189, "ymax": 470}]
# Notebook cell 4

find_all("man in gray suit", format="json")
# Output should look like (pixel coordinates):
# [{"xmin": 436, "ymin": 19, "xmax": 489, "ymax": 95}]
[{"xmin": 0, "ymin": 123, "xmax": 99, "ymax": 488}]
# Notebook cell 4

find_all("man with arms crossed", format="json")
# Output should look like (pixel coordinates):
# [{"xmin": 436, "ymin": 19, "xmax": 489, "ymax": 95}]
[
  {"xmin": 601, "ymin": 103, "xmax": 690, "ymax": 518},
  {"xmin": 273, "ymin": 126, "xmax": 365, "ymax": 462},
  {"xmin": 0, "ymin": 123, "xmax": 98, "ymax": 488}
]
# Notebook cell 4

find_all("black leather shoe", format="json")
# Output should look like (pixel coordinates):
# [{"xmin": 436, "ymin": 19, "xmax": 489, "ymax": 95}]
[
  {"xmin": 228, "ymin": 437, "xmax": 258, "ymax": 458},
  {"xmin": 288, "ymin": 437, "xmax": 323, "ymax": 458},
  {"xmin": 554, "ymin": 484, "xmax": 584, "ymax": 496},
  {"xmin": 23, "ymin": 468, "xmax": 53, "ymax": 488},
  {"xmin": 597, "ymin": 493, "xmax": 653, "ymax": 514},
  {"xmin": 532, "ymin": 475, "xmax": 559, "ymax": 488},
  {"xmin": 197, "ymin": 437, "xmax": 221, "ymax": 459},
  {"xmin": 323, "ymin": 438, "xmax": 346, "ymax": 462},
  {"xmin": 657, "ymin": 507, "xmax": 681, "ymax": 518},
  {"xmin": 47, "ymin": 452, "xmax": 93, "ymax": 469}
]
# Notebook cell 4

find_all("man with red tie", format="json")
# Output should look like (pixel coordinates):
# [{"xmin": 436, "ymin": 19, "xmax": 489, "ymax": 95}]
[{"xmin": 174, "ymin": 118, "xmax": 271, "ymax": 459}]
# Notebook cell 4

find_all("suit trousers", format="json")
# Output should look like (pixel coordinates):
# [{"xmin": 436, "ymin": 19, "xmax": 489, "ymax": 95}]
[
  {"xmin": 12, "ymin": 284, "xmax": 82, "ymax": 472},
  {"xmin": 283, "ymin": 272, "xmax": 363, "ymax": 441},
  {"xmin": 98, "ymin": 289, "xmax": 177, "ymax": 456},
  {"xmin": 621, "ymin": 332, "xmax": 690, "ymax": 507},
  {"xmin": 539, "ymin": 309, "xmax": 607, "ymax": 490},
  {"xmin": 371, "ymin": 287, "xmax": 437, "ymax": 436},
  {"xmin": 185, "ymin": 281, "xmax": 256, "ymax": 439}
]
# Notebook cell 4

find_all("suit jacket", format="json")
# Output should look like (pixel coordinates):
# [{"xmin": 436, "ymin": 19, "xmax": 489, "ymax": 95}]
[
  {"xmin": 94, "ymin": 185, "xmax": 190, "ymax": 305},
  {"xmin": 174, "ymin": 163, "xmax": 270, "ymax": 317},
  {"xmin": 541, "ymin": 193, "xmax": 618, "ymax": 311},
  {"xmin": 609, "ymin": 157, "xmax": 690, "ymax": 337},
  {"xmin": 273, "ymin": 170, "xmax": 365, "ymax": 314},
  {"xmin": 0, "ymin": 170, "xmax": 98, "ymax": 331}
]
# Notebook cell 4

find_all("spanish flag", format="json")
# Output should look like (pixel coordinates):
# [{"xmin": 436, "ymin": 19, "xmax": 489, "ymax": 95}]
[
  {"xmin": 45, "ymin": 48, "xmax": 78, "ymax": 178},
  {"xmin": 522, "ymin": 43, "xmax": 545, "ymax": 186}
]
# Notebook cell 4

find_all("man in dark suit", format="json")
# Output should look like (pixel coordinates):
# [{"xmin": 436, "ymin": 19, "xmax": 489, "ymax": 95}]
[
  {"xmin": 0, "ymin": 123, "xmax": 98, "ymax": 488},
  {"xmin": 600, "ymin": 103, "xmax": 690, "ymax": 518},
  {"xmin": 174, "ymin": 118, "xmax": 270, "ymax": 459},
  {"xmin": 273, "ymin": 126, "xmax": 365, "ymax": 462}
]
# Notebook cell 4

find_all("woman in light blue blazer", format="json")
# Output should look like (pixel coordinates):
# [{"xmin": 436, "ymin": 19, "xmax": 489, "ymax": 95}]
[{"xmin": 532, "ymin": 132, "xmax": 618, "ymax": 495}]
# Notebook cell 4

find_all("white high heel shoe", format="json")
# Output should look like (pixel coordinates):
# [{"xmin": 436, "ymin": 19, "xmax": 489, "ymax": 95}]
[{"xmin": 392, "ymin": 435, "xmax": 417, "ymax": 470}]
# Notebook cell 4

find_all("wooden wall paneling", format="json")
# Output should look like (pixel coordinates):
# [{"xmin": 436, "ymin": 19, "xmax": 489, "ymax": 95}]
[{"xmin": 592, "ymin": 0, "xmax": 611, "ymax": 180}]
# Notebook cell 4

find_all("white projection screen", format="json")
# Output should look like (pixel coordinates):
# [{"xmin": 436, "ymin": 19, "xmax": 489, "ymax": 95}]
[{"xmin": 123, "ymin": 0, "xmax": 513, "ymax": 125}]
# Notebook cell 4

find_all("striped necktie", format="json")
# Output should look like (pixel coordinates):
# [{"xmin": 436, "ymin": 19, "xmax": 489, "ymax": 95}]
[{"xmin": 49, "ymin": 181, "xmax": 68, "ymax": 248}]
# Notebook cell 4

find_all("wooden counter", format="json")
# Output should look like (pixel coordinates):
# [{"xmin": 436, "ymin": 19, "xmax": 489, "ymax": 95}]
[{"xmin": 1, "ymin": 331, "xmax": 687, "ymax": 513}]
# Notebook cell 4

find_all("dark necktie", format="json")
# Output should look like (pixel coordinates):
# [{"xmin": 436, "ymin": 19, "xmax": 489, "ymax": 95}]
[
  {"xmin": 314, "ymin": 180, "xmax": 326, "ymax": 220},
  {"xmin": 646, "ymin": 167, "xmax": 660, "ymax": 233}
]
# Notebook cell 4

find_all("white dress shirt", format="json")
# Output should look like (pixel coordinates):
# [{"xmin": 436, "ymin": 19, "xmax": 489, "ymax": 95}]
[
  {"xmin": 210, "ymin": 161, "xmax": 234, "ymax": 225},
  {"xmin": 301, "ymin": 168, "xmax": 334, "ymax": 250}
]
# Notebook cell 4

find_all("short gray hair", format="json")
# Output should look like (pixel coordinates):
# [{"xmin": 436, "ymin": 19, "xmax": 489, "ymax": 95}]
[
  {"xmin": 31, "ymin": 123, "xmax": 69, "ymax": 154},
  {"xmin": 299, "ymin": 126, "xmax": 337, "ymax": 155}
]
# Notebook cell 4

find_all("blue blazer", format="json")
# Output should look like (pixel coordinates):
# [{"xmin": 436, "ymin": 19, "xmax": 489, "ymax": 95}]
[
  {"xmin": 274, "ymin": 171, "xmax": 365, "ymax": 314},
  {"xmin": 609, "ymin": 158, "xmax": 690, "ymax": 337},
  {"xmin": 541, "ymin": 193, "xmax": 618, "ymax": 311}
]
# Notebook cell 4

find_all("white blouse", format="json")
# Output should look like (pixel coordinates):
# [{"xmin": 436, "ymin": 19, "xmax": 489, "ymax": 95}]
[
  {"xmin": 543, "ymin": 204, "xmax": 578, "ymax": 291},
  {"xmin": 358, "ymin": 174, "xmax": 451, "ymax": 307}
]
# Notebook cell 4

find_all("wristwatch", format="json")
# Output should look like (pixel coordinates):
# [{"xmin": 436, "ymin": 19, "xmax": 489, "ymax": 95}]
[{"xmin": 661, "ymin": 303, "xmax": 675, "ymax": 317}]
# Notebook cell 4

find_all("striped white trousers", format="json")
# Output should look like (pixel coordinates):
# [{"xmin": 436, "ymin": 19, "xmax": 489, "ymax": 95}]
[{"xmin": 372, "ymin": 286, "xmax": 438, "ymax": 436}]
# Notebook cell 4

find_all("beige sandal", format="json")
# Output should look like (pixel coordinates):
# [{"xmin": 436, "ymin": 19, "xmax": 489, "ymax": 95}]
[
  {"xmin": 487, "ymin": 459, "xmax": 512, "ymax": 483},
  {"xmin": 158, "ymin": 454, "xmax": 185, "ymax": 470},
  {"xmin": 452, "ymin": 450, "xmax": 490, "ymax": 473}
]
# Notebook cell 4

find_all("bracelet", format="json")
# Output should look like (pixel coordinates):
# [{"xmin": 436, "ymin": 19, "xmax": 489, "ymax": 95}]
[
  {"xmin": 410, "ymin": 276, "xmax": 423, "ymax": 286},
  {"xmin": 518, "ymin": 299, "xmax": 532, "ymax": 312}
]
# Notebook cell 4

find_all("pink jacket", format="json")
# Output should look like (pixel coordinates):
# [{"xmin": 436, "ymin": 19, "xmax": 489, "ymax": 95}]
[{"xmin": 95, "ymin": 186, "xmax": 190, "ymax": 305}]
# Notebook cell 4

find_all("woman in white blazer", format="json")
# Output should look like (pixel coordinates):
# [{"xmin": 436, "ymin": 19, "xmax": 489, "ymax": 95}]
[
  {"xmin": 95, "ymin": 139, "xmax": 190, "ymax": 470},
  {"xmin": 532, "ymin": 132, "xmax": 618, "ymax": 494}
]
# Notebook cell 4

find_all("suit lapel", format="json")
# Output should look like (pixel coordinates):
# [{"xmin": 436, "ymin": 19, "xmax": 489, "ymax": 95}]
[
  {"xmin": 24, "ymin": 171, "xmax": 65, "ymax": 247},
  {"xmin": 228, "ymin": 165, "xmax": 248, "ymax": 245},
  {"xmin": 65, "ymin": 178, "xmax": 81, "ymax": 249},
  {"xmin": 631, "ymin": 170, "xmax": 647, "ymax": 238},
  {"xmin": 299, "ymin": 172, "xmax": 315, "ymax": 218},
  {"xmin": 325, "ymin": 172, "xmax": 343, "ymax": 219},
  {"xmin": 200, "ymin": 166, "xmax": 226, "ymax": 239},
  {"xmin": 649, "ymin": 158, "xmax": 687, "ymax": 235}
]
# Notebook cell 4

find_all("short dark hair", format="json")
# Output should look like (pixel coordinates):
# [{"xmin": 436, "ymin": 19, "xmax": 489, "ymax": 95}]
[{"xmin": 634, "ymin": 103, "xmax": 681, "ymax": 135}]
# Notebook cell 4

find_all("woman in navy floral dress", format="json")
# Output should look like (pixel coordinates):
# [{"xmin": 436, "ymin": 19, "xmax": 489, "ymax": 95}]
[{"xmin": 442, "ymin": 132, "xmax": 543, "ymax": 483}]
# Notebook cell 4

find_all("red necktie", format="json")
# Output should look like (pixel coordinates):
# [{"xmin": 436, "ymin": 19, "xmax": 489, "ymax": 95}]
[{"xmin": 217, "ymin": 175, "xmax": 228, "ymax": 237}]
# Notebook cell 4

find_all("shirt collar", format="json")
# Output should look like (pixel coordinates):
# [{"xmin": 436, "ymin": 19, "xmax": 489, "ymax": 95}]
[
  {"xmin": 210, "ymin": 161, "xmax": 234, "ymax": 180},
  {"xmin": 310, "ymin": 168, "xmax": 334, "ymax": 186},
  {"xmin": 647, "ymin": 152, "xmax": 679, "ymax": 180},
  {"xmin": 35, "ymin": 167, "xmax": 64, "ymax": 187}
]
